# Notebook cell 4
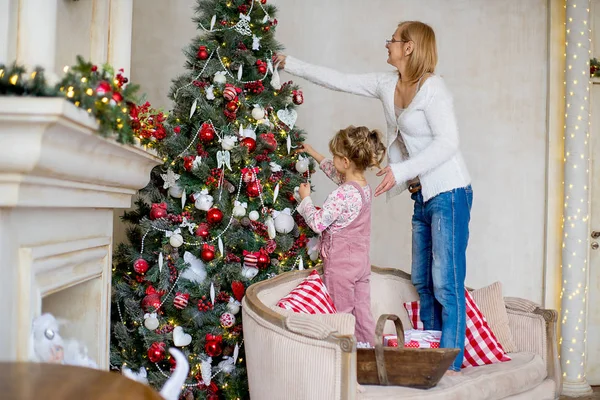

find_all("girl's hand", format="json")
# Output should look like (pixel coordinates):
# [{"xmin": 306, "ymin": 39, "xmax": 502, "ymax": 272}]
[
  {"xmin": 299, "ymin": 183, "xmax": 311, "ymax": 199},
  {"xmin": 273, "ymin": 54, "xmax": 287, "ymax": 69},
  {"xmin": 295, "ymin": 143, "xmax": 314, "ymax": 155},
  {"xmin": 374, "ymin": 166, "xmax": 396, "ymax": 197}
]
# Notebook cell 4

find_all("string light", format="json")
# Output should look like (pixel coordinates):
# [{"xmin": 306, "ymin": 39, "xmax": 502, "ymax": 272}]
[{"xmin": 559, "ymin": 0, "xmax": 593, "ymax": 395}]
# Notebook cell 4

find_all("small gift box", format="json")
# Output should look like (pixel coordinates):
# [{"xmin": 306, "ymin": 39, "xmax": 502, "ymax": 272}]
[
  {"xmin": 403, "ymin": 329, "xmax": 441, "ymax": 349},
  {"xmin": 382, "ymin": 334, "xmax": 398, "ymax": 347}
]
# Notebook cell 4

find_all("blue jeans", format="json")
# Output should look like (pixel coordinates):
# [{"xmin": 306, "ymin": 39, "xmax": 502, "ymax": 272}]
[{"xmin": 411, "ymin": 185, "xmax": 473, "ymax": 371}]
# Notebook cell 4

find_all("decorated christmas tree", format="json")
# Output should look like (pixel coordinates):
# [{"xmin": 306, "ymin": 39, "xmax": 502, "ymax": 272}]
[{"xmin": 110, "ymin": 0, "xmax": 318, "ymax": 398}]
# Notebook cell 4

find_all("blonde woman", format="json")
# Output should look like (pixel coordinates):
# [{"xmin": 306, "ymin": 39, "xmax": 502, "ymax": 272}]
[{"xmin": 276, "ymin": 21, "xmax": 472, "ymax": 374}]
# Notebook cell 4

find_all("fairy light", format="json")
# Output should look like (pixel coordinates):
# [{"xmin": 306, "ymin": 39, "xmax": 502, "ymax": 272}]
[{"xmin": 559, "ymin": 0, "xmax": 593, "ymax": 396}]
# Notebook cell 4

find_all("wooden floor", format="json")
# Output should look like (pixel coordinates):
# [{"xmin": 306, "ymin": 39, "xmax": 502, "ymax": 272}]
[{"xmin": 560, "ymin": 386, "xmax": 600, "ymax": 400}]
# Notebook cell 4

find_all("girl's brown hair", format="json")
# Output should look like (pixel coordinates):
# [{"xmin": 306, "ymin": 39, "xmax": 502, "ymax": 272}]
[
  {"xmin": 397, "ymin": 21, "xmax": 437, "ymax": 84},
  {"xmin": 329, "ymin": 126, "xmax": 386, "ymax": 171}
]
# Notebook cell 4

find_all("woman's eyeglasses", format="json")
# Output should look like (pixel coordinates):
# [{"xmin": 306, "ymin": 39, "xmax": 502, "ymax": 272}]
[{"xmin": 386, "ymin": 38, "xmax": 407, "ymax": 45}]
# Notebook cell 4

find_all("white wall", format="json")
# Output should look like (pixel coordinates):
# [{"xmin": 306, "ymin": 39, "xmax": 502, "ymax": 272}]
[{"xmin": 130, "ymin": 0, "xmax": 550, "ymax": 302}]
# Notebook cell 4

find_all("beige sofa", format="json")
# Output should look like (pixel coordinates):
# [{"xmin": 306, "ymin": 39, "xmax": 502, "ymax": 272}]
[{"xmin": 242, "ymin": 266, "xmax": 561, "ymax": 400}]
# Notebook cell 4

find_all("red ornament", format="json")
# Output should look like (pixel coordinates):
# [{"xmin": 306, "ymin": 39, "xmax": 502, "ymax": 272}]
[
  {"xmin": 141, "ymin": 293, "xmax": 162, "ymax": 312},
  {"xmin": 173, "ymin": 292, "xmax": 189, "ymax": 309},
  {"xmin": 243, "ymin": 251, "xmax": 258, "ymax": 268},
  {"xmin": 133, "ymin": 258, "xmax": 149, "ymax": 274},
  {"xmin": 197, "ymin": 46, "xmax": 209, "ymax": 60},
  {"xmin": 206, "ymin": 208, "xmax": 223, "ymax": 224},
  {"xmin": 201, "ymin": 244, "xmax": 215, "ymax": 262},
  {"xmin": 263, "ymin": 25, "xmax": 270, "ymax": 32},
  {"xmin": 240, "ymin": 137, "xmax": 256, "ymax": 152},
  {"xmin": 195, "ymin": 222, "xmax": 210, "ymax": 239},
  {"xmin": 223, "ymin": 85, "xmax": 237, "ymax": 101},
  {"xmin": 259, "ymin": 133, "xmax": 277, "ymax": 151},
  {"xmin": 257, "ymin": 250, "xmax": 270, "ymax": 269},
  {"xmin": 91, "ymin": 65, "xmax": 98, "ymax": 72},
  {"xmin": 225, "ymin": 100, "xmax": 239, "ymax": 112},
  {"xmin": 183, "ymin": 155, "xmax": 194, "ymax": 171},
  {"xmin": 241, "ymin": 167, "xmax": 258, "ymax": 183},
  {"xmin": 199, "ymin": 123, "xmax": 215, "ymax": 142},
  {"xmin": 204, "ymin": 334, "xmax": 223, "ymax": 357},
  {"xmin": 112, "ymin": 92, "xmax": 124, "ymax": 103},
  {"xmin": 261, "ymin": 0, "xmax": 267, "ymax": 3},
  {"xmin": 257, "ymin": 64, "xmax": 267, "ymax": 74},
  {"xmin": 246, "ymin": 180, "xmax": 262, "ymax": 197},
  {"xmin": 231, "ymin": 281, "xmax": 245, "ymax": 301},
  {"xmin": 292, "ymin": 90, "xmax": 304, "ymax": 105},
  {"xmin": 150, "ymin": 203, "xmax": 168, "ymax": 220},
  {"xmin": 96, "ymin": 81, "xmax": 111, "ymax": 96},
  {"xmin": 148, "ymin": 342, "xmax": 166, "ymax": 363}
]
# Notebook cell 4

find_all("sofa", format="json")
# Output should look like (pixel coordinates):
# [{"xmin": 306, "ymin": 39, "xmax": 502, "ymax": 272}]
[{"xmin": 242, "ymin": 266, "xmax": 561, "ymax": 400}]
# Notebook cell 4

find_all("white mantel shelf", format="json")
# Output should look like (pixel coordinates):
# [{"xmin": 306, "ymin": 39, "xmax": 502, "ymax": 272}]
[{"xmin": 0, "ymin": 97, "xmax": 162, "ymax": 369}]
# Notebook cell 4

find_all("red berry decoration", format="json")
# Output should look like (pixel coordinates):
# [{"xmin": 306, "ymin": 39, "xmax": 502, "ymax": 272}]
[
  {"xmin": 173, "ymin": 292, "xmax": 189, "ymax": 309},
  {"xmin": 183, "ymin": 155, "xmax": 194, "ymax": 171},
  {"xmin": 259, "ymin": 133, "xmax": 277, "ymax": 151},
  {"xmin": 225, "ymin": 100, "xmax": 239, "ymax": 113},
  {"xmin": 149, "ymin": 203, "xmax": 168, "ymax": 220},
  {"xmin": 201, "ymin": 243, "xmax": 215, "ymax": 262},
  {"xmin": 231, "ymin": 281, "xmax": 245, "ymax": 301},
  {"xmin": 199, "ymin": 123, "xmax": 215, "ymax": 142},
  {"xmin": 240, "ymin": 137, "xmax": 256, "ymax": 152},
  {"xmin": 197, "ymin": 45, "xmax": 209, "ymax": 60},
  {"xmin": 197, "ymin": 295, "xmax": 214, "ymax": 312},
  {"xmin": 148, "ymin": 342, "xmax": 166, "ymax": 363},
  {"xmin": 195, "ymin": 222, "xmax": 210, "ymax": 239},
  {"xmin": 133, "ymin": 258, "xmax": 149, "ymax": 274},
  {"xmin": 206, "ymin": 208, "xmax": 223, "ymax": 224},
  {"xmin": 246, "ymin": 180, "xmax": 262, "ymax": 198}
]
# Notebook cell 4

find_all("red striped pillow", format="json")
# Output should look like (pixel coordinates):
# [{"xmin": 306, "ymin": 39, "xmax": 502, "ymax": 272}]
[{"xmin": 276, "ymin": 270, "xmax": 337, "ymax": 314}]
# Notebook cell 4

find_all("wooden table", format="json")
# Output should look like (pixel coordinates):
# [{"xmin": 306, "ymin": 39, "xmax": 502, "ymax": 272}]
[{"xmin": 0, "ymin": 362, "xmax": 163, "ymax": 400}]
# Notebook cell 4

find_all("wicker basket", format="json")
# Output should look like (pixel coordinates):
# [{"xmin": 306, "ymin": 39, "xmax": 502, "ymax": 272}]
[{"xmin": 356, "ymin": 314, "xmax": 459, "ymax": 388}]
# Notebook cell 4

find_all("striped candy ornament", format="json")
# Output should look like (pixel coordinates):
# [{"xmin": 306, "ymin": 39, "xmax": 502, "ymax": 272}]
[{"xmin": 173, "ymin": 292, "xmax": 189, "ymax": 309}]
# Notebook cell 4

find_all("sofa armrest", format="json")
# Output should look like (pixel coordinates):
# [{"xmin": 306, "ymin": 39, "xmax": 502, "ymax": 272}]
[
  {"xmin": 285, "ymin": 313, "xmax": 356, "ymax": 340},
  {"xmin": 507, "ymin": 305, "xmax": 561, "ymax": 398}
]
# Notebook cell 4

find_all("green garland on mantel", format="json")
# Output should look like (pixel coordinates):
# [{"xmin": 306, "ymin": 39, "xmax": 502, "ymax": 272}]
[{"xmin": 0, "ymin": 56, "xmax": 158, "ymax": 145}]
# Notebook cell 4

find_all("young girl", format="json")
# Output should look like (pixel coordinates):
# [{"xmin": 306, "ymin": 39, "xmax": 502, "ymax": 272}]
[{"xmin": 297, "ymin": 125, "xmax": 386, "ymax": 346}]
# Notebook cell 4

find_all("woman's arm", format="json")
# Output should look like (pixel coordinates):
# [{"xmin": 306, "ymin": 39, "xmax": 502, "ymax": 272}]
[{"xmin": 284, "ymin": 56, "xmax": 382, "ymax": 99}]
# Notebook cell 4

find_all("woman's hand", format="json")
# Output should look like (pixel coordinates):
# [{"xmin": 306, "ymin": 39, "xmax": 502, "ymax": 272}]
[
  {"xmin": 273, "ymin": 54, "xmax": 287, "ymax": 69},
  {"xmin": 299, "ymin": 183, "xmax": 311, "ymax": 199},
  {"xmin": 374, "ymin": 166, "xmax": 396, "ymax": 197}
]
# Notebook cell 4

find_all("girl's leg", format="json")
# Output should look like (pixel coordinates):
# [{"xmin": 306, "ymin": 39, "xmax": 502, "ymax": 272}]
[
  {"xmin": 428, "ymin": 186, "xmax": 472, "ymax": 371},
  {"xmin": 354, "ymin": 272, "xmax": 376, "ymax": 345},
  {"xmin": 411, "ymin": 191, "xmax": 441, "ymax": 330}
]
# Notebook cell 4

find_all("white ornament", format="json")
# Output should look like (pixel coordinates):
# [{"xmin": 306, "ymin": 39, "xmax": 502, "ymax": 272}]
[
  {"xmin": 218, "ymin": 237, "xmax": 224, "ymax": 257},
  {"xmin": 227, "ymin": 297, "xmax": 241, "ymax": 315},
  {"xmin": 210, "ymin": 15, "xmax": 216, "ymax": 31},
  {"xmin": 237, "ymin": 64, "xmax": 243, "ymax": 80},
  {"xmin": 201, "ymin": 357, "xmax": 212, "ymax": 386},
  {"xmin": 192, "ymin": 156, "xmax": 203, "ymax": 170},
  {"xmin": 271, "ymin": 61, "xmax": 282, "ymax": 90},
  {"xmin": 181, "ymin": 188, "xmax": 187, "ymax": 209},
  {"xmin": 233, "ymin": 343, "xmax": 239, "ymax": 364},
  {"xmin": 190, "ymin": 99, "xmax": 198, "ymax": 119},
  {"xmin": 216, "ymin": 150, "xmax": 232, "ymax": 171},
  {"xmin": 181, "ymin": 251, "xmax": 207, "ymax": 284},
  {"xmin": 220, "ymin": 312, "xmax": 236, "ymax": 328},
  {"xmin": 273, "ymin": 208, "xmax": 294, "ymax": 234},
  {"xmin": 210, "ymin": 282, "xmax": 216, "ymax": 305},
  {"xmin": 168, "ymin": 183, "xmax": 184, "ymax": 198},
  {"xmin": 180, "ymin": 217, "xmax": 197, "ymax": 235},
  {"xmin": 273, "ymin": 183, "xmax": 280, "ymax": 203},
  {"xmin": 307, "ymin": 236, "xmax": 320, "ymax": 261},
  {"xmin": 173, "ymin": 326, "xmax": 192, "ymax": 347},
  {"xmin": 194, "ymin": 189, "xmax": 214, "ymax": 211},
  {"xmin": 218, "ymin": 357, "xmax": 235, "ymax": 374},
  {"xmin": 160, "ymin": 169, "xmax": 180, "ymax": 189},
  {"xmin": 233, "ymin": 200, "xmax": 247, "ymax": 217},
  {"xmin": 206, "ymin": 85, "xmax": 215, "ymax": 100},
  {"xmin": 169, "ymin": 233, "xmax": 184, "ymax": 248},
  {"xmin": 221, "ymin": 135, "xmax": 238, "ymax": 150},
  {"xmin": 144, "ymin": 313, "xmax": 159, "ymax": 330},
  {"xmin": 248, "ymin": 210, "xmax": 260, "ymax": 221},
  {"xmin": 241, "ymin": 264, "xmax": 259, "ymax": 279},
  {"xmin": 277, "ymin": 107, "xmax": 297, "ymax": 129},
  {"xmin": 293, "ymin": 186, "xmax": 301, "ymax": 203},
  {"xmin": 269, "ymin": 162, "xmax": 282, "ymax": 172},
  {"xmin": 295, "ymin": 155, "xmax": 310, "ymax": 173},
  {"xmin": 214, "ymin": 71, "xmax": 227, "ymax": 84},
  {"xmin": 298, "ymin": 257, "xmax": 304, "ymax": 270},
  {"xmin": 158, "ymin": 252, "xmax": 164, "ymax": 273},
  {"xmin": 265, "ymin": 216, "xmax": 276, "ymax": 239},
  {"xmin": 252, "ymin": 34, "xmax": 261, "ymax": 51},
  {"xmin": 251, "ymin": 105, "xmax": 265, "ymax": 120}
]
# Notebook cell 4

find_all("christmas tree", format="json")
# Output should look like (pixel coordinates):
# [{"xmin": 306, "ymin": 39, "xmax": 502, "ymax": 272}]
[{"xmin": 110, "ymin": 0, "xmax": 318, "ymax": 399}]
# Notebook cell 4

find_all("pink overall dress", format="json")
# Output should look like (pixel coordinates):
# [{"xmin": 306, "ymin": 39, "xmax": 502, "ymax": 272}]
[{"xmin": 320, "ymin": 181, "xmax": 376, "ymax": 345}]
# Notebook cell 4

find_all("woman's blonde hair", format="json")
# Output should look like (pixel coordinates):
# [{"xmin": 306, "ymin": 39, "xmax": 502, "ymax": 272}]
[
  {"xmin": 329, "ymin": 126, "xmax": 386, "ymax": 171},
  {"xmin": 397, "ymin": 21, "xmax": 437, "ymax": 84}
]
